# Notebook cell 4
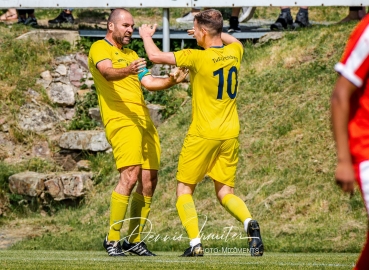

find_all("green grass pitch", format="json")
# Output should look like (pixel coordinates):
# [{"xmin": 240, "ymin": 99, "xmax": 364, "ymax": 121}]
[{"xmin": 0, "ymin": 250, "xmax": 358, "ymax": 269}]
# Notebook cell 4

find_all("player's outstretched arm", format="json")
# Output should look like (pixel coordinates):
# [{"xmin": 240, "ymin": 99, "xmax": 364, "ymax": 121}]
[
  {"xmin": 139, "ymin": 24, "xmax": 176, "ymax": 65},
  {"xmin": 140, "ymin": 67, "xmax": 189, "ymax": 91}
]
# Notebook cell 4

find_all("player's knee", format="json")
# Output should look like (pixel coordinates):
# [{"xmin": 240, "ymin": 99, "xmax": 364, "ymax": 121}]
[
  {"xmin": 119, "ymin": 173, "xmax": 139, "ymax": 192},
  {"xmin": 122, "ymin": 179, "xmax": 137, "ymax": 193}
]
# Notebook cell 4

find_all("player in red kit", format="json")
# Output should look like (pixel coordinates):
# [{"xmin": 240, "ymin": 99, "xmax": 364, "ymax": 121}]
[{"xmin": 331, "ymin": 14, "xmax": 369, "ymax": 270}]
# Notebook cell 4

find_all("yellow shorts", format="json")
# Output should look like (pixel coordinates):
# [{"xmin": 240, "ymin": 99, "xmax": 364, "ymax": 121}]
[
  {"xmin": 176, "ymin": 135, "xmax": 239, "ymax": 187},
  {"xmin": 105, "ymin": 116, "xmax": 160, "ymax": 170}
]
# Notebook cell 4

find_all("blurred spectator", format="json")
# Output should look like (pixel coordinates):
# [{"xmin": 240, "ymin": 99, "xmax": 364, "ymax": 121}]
[
  {"xmin": 176, "ymin": 8, "xmax": 204, "ymax": 23},
  {"xmin": 239, "ymin": 7, "xmax": 257, "ymax": 23},
  {"xmin": 17, "ymin": 9, "xmax": 38, "ymax": 26},
  {"xmin": 228, "ymin": 7, "xmax": 256, "ymax": 32},
  {"xmin": 339, "ymin": 7, "xmax": 367, "ymax": 23},
  {"xmin": 270, "ymin": 7, "xmax": 310, "ymax": 31},
  {"xmin": 0, "ymin": 8, "xmax": 18, "ymax": 22},
  {"xmin": 175, "ymin": 7, "xmax": 256, "ymax": 33},
  {"xmin": 48, "ymin": 9, "xmax": 74, "ymax": 24}
]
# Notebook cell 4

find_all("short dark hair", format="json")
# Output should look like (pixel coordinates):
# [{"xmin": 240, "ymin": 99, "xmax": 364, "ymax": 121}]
[
  {"xmin": 194, "ymin": 9, "xmax": 223, "ymax": 35},
  {"xmin": 108, "ymin": 8, "xmax": 129, "ymax": 24}
]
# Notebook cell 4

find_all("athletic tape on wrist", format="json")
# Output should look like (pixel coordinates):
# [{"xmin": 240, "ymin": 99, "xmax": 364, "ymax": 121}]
[{"xmin": 138, "ymin": 67, "xmax": 150, "ymax": 81}]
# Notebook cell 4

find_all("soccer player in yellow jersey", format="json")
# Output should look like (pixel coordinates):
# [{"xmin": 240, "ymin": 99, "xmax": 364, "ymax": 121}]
[
  {"xmin": 88, "ymin": 8, "xmax": 188, "ymax": 257},
  {"xmin": 140, "ymin": 9, "xmax": 264, "ymax": 257}
]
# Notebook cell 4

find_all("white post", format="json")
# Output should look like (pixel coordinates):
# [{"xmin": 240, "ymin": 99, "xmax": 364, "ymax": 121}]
[{"xmin": 162, "ymin": 8, "xmax": 170, "ymax": 52}]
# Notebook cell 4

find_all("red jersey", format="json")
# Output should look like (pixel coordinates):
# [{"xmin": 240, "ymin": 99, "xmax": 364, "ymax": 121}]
[{"xmin": 335, "ymin": 14, "xmax": 369, "ymax": 163}]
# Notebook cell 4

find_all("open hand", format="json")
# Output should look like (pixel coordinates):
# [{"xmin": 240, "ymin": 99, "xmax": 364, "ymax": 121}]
[
  {"xmin": 128, "ymin": 58, "xmax": 147, "ymax": 74},
  {"xmin": 139, "ymin": 24, "xmax": 157, "ymax": 38},
  {"xmin": 169, "ymin": 67, "xmax": 189, "ymax": 83}
]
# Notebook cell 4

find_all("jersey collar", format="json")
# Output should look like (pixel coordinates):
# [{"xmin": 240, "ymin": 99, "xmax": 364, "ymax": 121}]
[
  {"xmin": 104, "ymin": 38, "xmax": 113, "ymax": 46},
  {"xmin": 104, "ymin": 38, "xmax": 125, "ymax": 50}
]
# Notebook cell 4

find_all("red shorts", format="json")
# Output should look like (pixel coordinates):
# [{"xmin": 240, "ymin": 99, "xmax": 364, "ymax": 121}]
[{"xmin": 354, "ymin": 161, "xmax": 369, "ymax": 215}]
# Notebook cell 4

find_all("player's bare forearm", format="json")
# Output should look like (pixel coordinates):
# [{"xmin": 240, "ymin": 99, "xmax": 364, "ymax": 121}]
[
  {"xmin": 221, "ymin": 33, "xmax": 242, "ymax": 46},
  {"xmin": 331, "ymin": 75, "xmax": 357, "ymax": 193},
  {"xmin": 97, "ymin": 58, "xmax": 147, "ymax": 81},
  {"xmin": 139, "ymin": 24, "xmax": 162, "ymax": 61},
  {"xmin": 141, "ymin": 36, "xmax": 162, "ymax": 62},
  {"xmin": 331, "ymin": 76, "xmax": 356, "ymax": 163},
  {"xmin": 140, "ymin": 24, "xmax": 176, "ymax": 65},
  {"xmin": 141, "ymin": 67, "xmax": 188, "ymax": 91},
  {"xmin": 100, "ymin": 66, "xmax": 132, "ymax": 81},
  {"xmin": 141, "ymin": 76, "xmax": 175, "ymax": 91}
]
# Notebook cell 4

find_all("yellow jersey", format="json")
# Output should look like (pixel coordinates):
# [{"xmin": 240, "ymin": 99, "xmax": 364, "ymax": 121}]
[
  {"xmin": 174, "ymin": 42, "xmax": 243, "ymax": 140},
  {"xmin": 88, "ymin": 39, "xmax": 150, "ymax": 126}
]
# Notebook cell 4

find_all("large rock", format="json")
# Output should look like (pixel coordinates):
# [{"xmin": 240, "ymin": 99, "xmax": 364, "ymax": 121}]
[
  {"xmin": 16, "ymin": 30, "xmax": 80, "ymax": 46},
  {"xmin": 255, "ymin": 32, "xmax": 285, "ymax": 47},
  {"xmin": 8, "ymin": 171, "xmax": 94, "ymax": 201},
  {"xmin": 43, "ymin": 172, "xmax": 93, "ymax": 201},
  {"xmin": 59, "ymin": 130, "xmax": 110, "ymax": 151},
  {"xmin": 8, "ymin": 171, "xmax": 46, "ymax": 197},
  {"xmin": 47, "ymin": 83, "xmax": 76, "ymax": 106},
  {"xmin": 17, "ymin": 101, "xmax": 63, "ymax": 133}
]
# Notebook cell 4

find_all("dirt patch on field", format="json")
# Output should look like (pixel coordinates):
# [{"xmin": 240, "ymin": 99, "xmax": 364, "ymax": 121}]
[
  {"xmin": 0, "ymin": 227, "xmax": 39, "ymax": 249},
  {"xmin": 0, "ymin": 220, "xmax": 60, "ymax": 249}
]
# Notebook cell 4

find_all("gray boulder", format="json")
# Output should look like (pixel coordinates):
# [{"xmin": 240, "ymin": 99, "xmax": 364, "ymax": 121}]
[
  {"xmin": 47, "ymin": 83, "xmax": 76, "ymax": 106},
  {"xmin": 9, "ymin": 171, "xmax": 46, "ymax": 197},
  {"xmin": 59, "ymin": 130, "xmax": 111, "ymax": 151},
  {"xmin": 17, "ymin": 101, "xmax": 63, "ymax": 133},
  {"xmin": 44, "ymin": 172, "xmax": 93, "ymax": 201}
]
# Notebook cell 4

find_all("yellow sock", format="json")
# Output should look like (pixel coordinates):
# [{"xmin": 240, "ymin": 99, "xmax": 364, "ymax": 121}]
[
  {"xmin": 108, "ymin": 191, "xmax": 129, "ymax": 241},
  {"xmin": 176, "ymin": 194, "xmax": 199, "ymax": 240},
  {"xmin": 127, "ymin": 192, "xmax": 152, "ymax": 243},
  {"xmin": 221, "ymin": 194, "xmax": 252, "ymax": 223}
]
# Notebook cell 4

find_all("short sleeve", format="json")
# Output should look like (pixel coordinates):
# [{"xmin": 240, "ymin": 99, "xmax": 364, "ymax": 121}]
[
  {"xmin": 174, "ymin": 49, "xmax": 199, "ymax": 71},
  {"xmin": 90, "ymin": 41, "xmax": 112, "ymax": 67},
  {"xmin": 335, "ymin": 20, "xmax": 369, "ymax": 88}
]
